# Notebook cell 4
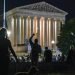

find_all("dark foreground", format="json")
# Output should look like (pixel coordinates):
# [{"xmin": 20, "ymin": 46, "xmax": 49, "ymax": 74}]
[{"xmin": 8, "ymin": 62, "xmax": 75, "ymax": 75}]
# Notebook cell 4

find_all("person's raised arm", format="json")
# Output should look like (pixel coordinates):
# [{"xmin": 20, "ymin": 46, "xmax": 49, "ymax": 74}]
[
  {"xmin": 29, "ymin": 33, "xmax": 35, "ymax": 47},
  {"xmin": 8, "ymin": 40, "xmax": 18, "ymax": 62}
]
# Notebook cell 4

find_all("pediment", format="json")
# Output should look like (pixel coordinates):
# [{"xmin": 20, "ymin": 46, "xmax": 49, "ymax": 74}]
[{"xmin": 19, "ymin": 1, "xmax": 67, "ymax": 15}]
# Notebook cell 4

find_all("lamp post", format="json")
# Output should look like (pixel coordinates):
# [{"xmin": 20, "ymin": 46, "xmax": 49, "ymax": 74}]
[
  {"xmin": 3, "ymin": 0, "xmax": 5, "ymax": 28},
  {"xmin": 3, "ymin": 0, "xmax": 11, "ymax": 37}
]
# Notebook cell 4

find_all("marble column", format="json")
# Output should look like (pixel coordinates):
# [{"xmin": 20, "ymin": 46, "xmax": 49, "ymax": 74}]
[
  {"xmin": 24, "ymin": 16, "xmax": 27, "ymax": 40},
  {"xmin": 31, "ymin": 17, "xmax": 34, "ymax": 35},
  {"xmin": 11, "ymin": 16, "xmax": 15, "ymax": 46},
  {"xmin": 43, "ymin": 18, "xmax": 45, "ymax": 48},
  {"xmin": 17, "ymin": 16, "xmax": 21, "ymax": 44},
  {"xmin": 57, "ymin": 20, "xmax": 61, "ymax": 35},
  {"xmin": 48, "ymin": 18, "xmax": 51, "ymax": 48},
  {"xmin": 27, "ymin": 16, "xmax": 31, "ymax": 39},
  {"xmin": 51, "ymin": 18, "xmax": 54, "ymax": 49},
  {"xmin": 61, "ymin": 20, "xmax": 65, "ymax": 29},
  {"xmin": 13, "ymin": 16, "xmax": 17, "ymax": 46},
  {"xmin": 45, "ymin": 18, "xmax": 48, "ymax": 47},
  {"xmin": 37, "ymin": 17, "xmax": 40, "ymax": 44},
  {"xmin": 7, "ymin": 16, "xmax": 12, "ymax": 40},
  {"xmin": 54, "ymin": 19, "xmax": 57, "ymax": 50},
  {"xmin": 20, "ymin": 17, "xmax": 24, "ymax": 44}
]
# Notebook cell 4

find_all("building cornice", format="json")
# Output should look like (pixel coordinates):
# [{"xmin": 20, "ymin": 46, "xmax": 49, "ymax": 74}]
[{"xmin": 6, "ymin": 9, "xmax": 66, "ymax": 21}]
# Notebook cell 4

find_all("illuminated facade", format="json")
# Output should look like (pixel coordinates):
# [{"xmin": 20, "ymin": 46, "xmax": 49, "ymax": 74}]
[{"xmin": 6, "ymin": 2, "xmax": 67, "ymax": 52}]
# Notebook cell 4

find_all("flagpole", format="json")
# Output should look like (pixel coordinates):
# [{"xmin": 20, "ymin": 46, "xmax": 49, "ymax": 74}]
[{"xmin": 3, "ymin": 0, "xmax": 5, "ymax": 28}]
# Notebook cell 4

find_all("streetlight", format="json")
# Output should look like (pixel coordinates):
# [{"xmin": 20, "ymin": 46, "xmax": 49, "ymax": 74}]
[{"xmin": 51, "ymin": 40, "xmax": 55, "ymax": 50}]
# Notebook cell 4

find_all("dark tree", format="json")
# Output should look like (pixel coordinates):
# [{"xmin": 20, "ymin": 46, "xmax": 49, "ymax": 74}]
[{"xmin": 57, "ymin": 18, "xmax": 75, "ymax": 55}]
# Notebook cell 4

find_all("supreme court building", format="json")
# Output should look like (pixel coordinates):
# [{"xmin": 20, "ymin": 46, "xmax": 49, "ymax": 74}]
[{"xmin": 6, "ymin": 2, "xmax": 68, "ymax": 53}]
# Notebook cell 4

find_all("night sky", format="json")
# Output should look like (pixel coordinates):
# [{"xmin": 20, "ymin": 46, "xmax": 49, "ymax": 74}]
[{"xmin": 0, "ymin": 0, "xmax": 75, "ymax": 20}]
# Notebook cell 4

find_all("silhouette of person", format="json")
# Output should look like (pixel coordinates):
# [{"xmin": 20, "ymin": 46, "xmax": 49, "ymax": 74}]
[
  {"xmin": 0, "ymin": 28, "xmax": 18, "ymax": 75},
  {"xmin": 66, "ymin": 46, "xmax": 75, "ymax": 65},
  {"xmin": 61, "ymin": 53, "xmax": 65, "ymax": 63},
  {"xmin": 15, "ymin": 66, "xmax": 39, "ymax": 75},
  {"xmin": 44, "ymin": 47, "xmax": 52, "ymax": 63},
  {"xmin": 29, "ymin": 34, "xmax": 41, "ymax": 66},
  {"xmin": 57, "ymin": 54, "xmax": 61, "ymax": 62}
]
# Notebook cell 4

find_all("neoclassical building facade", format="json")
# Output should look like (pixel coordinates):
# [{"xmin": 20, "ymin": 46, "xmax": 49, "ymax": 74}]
[{"xmin": 6, "ymin": 2, "xmax": 68, "ymax": 53}]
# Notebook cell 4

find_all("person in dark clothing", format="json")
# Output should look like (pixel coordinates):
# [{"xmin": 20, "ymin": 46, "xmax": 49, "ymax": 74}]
[
  {"xmin": 66, "ymin": 46, "xmax": 75, "ymax": 65},
  {"xmin": 44, "ymin": 47, "xmax": 52, "ymax": 63},
  {"xmin": 0, "ymin": 28, "xmax": 18, "ymax": 75},
  {"xmin": 15, "ymin": 66, "xmax": 39, "ymax": 75},
  {"xmin": 29, "ymin": 34, "xmax": 41, "ymax": 66},
  {"xmin": 61, "ymin": 54, "xmax": 65, "ymax": 63}
]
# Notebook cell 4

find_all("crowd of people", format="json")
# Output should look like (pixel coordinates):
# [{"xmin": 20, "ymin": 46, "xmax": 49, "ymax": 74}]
[{"xmin": 0, "ymin": 27, "xmax": 75, "ymax": 75}]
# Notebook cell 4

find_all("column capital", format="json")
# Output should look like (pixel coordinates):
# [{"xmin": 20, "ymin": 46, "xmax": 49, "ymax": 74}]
[
  {"xmin": 53, "ymin": 18, "xmax": 57, "ymax": 21},
  {"xmin": 30, "ymin": 16, "xmax": 34, "ymax": 19},
  {"xmin": 23, "ymin": 16, "xmax": 28, "ymax": 19},
  {"xmin": 45, "ymin": 17, "xmax": 48, "ymax": 20},
  {"xmin": 37, "ymin": 17, "xmax": 41, "ymax": 20}
]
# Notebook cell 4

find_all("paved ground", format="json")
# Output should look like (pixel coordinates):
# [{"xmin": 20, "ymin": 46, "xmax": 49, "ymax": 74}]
[{"xmin": 8, "ymin": 62, "xmax": 75, "ymax": 75}]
